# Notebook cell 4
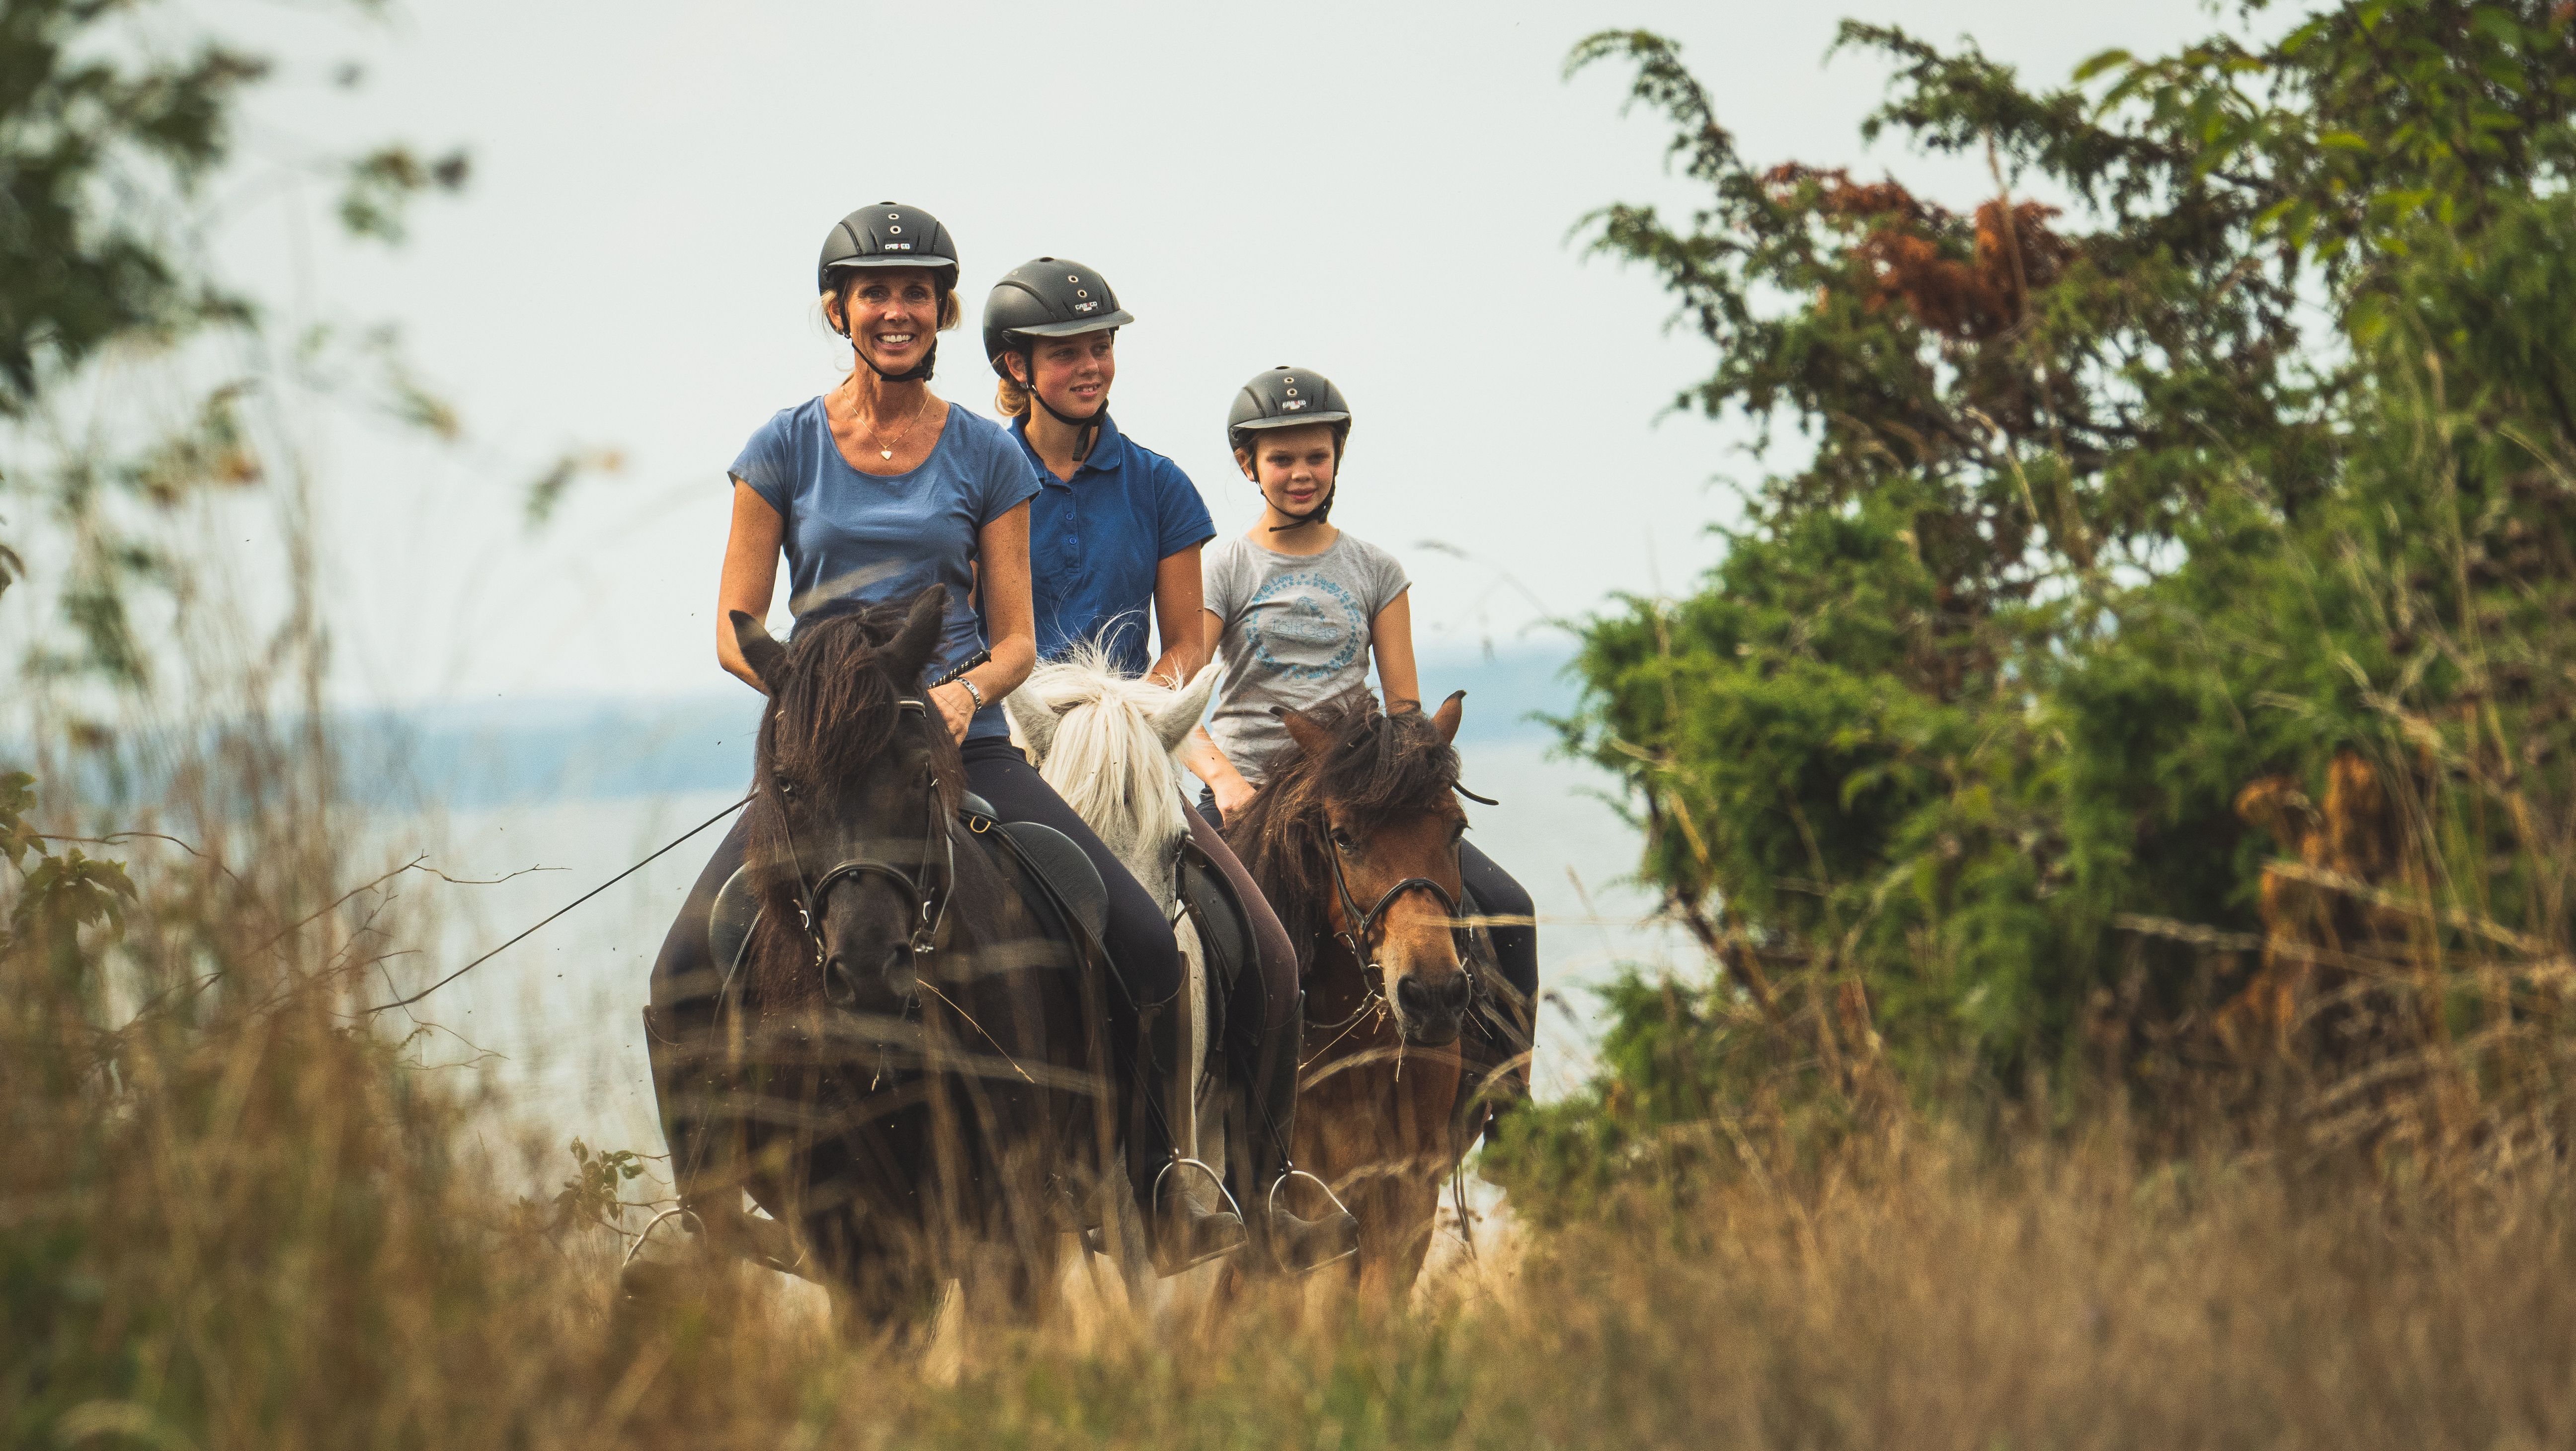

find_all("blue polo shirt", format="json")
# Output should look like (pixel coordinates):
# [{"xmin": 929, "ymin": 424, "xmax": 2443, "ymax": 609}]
[{"xmin": 1011, "ymin": 413, "xmax": 1216, "ymax": 672}]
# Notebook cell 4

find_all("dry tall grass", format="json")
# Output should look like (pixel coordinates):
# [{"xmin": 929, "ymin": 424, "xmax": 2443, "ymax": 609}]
[{"xmin": 11, "ymin": 762, "xmax": 2576, "ymax": 1449}]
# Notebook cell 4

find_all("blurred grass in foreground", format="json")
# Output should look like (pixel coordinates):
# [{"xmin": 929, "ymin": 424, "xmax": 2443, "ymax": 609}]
[{"xmin": 9, "ymin": 763, "xmax": 2576, "ymax": 1450}]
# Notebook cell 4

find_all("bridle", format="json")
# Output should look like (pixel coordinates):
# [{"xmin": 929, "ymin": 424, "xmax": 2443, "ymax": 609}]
[
  {"xmin": 769, "ymin": 697, "xmax": 956, "ymax": 1008},
  {"xmin": 1306, "ymin": 821, "xmax": 1479, "ymax": 1042}
]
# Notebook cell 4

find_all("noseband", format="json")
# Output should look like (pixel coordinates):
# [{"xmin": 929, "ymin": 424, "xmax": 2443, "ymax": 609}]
[
  {"xmin": 1324, "ymin": 831, "xmax": 1475, "ymax": 983},
  {"xmin": 769, "ymin": 697, "xmax": 955, "ymax": 1007}
]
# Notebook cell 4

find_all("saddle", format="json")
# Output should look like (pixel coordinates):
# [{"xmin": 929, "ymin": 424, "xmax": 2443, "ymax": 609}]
[
  {"xmin": 1173, "ymin": 834, "xmax": 1254, "ymax": 1000},
  {"xmin": 704, "ymin": 790, "xmax": 1109, "ymax": 983}
]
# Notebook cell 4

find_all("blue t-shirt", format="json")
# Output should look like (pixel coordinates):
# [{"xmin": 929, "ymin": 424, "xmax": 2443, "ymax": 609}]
[
  {"xmin": 730, "ymin": 398, "xmax": 1042, "ymax": 740},
  {"xmin": 1010, "ymin": 413, "xmax": 1216, "ymax": 673}
]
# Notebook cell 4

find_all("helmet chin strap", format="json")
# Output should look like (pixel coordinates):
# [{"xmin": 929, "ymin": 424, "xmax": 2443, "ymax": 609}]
[
  {"xmin": 858, "ymin": 341, "xmax": 937, "ymax": 384},
  {"xmin": 1018, "ymin": 347, "xmax": 1103, "ymax": 464},
  {"xmin": 1267, "ymin": 482, "xmax": 1334, "ymax": 533},
  {"xmin": 839, "ymin": 287, "xmax": 942, "ymax": 384}
]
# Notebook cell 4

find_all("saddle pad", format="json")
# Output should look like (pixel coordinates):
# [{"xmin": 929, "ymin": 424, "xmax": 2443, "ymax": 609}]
[
  {"xmin": 707, "ymin": 864, "xmax": 761, "ymax": 987},
  {"xmin": 993, "ymin": 820, "xmax": 1109, "ymax": 950},
  {"xmin": 1176, "ymin": 842, "xmax": 1252, "ymax": 995}
]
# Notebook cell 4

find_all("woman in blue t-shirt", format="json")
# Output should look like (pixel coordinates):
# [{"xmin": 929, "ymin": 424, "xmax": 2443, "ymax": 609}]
[
  {"xmin": 649, "ymin": 204, "xmax": 1242, "ymax": 1270},
  {"xmin": 981, "ymin": 260, "xmax": 1354, "ymax": 1272}
]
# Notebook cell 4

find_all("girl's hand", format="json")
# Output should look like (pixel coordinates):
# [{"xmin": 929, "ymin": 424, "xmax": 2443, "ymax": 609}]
[
  {"xmin": 1212, "ymin": 774, "xmax": 1257, "ymax": 825},
  {"xmin": 929, "ymin": 682, "xmax": 976, "ymax": 742}
]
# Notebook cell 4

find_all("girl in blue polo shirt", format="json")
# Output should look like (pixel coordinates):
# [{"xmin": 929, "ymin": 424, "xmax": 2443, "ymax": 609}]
[{"xmin": 982, "ymin": 259, "xmax": 1353, "ymax": 1271}]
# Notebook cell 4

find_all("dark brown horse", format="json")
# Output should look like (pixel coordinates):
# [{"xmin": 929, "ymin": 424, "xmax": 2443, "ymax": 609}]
[
  {"xmin": 661, "ymin": 589, "xmax": 1112, "ymax": 1328},
  {"xmin": 1225, "ymin": 689, "xmax": 1482, "ymax": 1299}
]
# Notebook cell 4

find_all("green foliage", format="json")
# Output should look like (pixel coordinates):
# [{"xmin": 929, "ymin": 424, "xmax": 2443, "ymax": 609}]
[
  {"xmin": 0, "ymin": 0, "xmax": 467, "ymax": 693},
  {"xmin": 0, "ymin": 0, "xmax": 266, "ymax": 411},
  {"xmin": 1547, "ymin": 1, "xmax": 2576, "ymax": 1147},
  {"xmin": 551, "ymin": 1137, "xmax": 650, "ymax": 1232}
]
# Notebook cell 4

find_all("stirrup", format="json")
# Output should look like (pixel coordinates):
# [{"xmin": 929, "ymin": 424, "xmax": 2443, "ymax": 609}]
[
  {"xmin": 1267, "ymin": 1168, "xmax": 1361, "ymax": 1275},
  {"xmin": 1149, "ymin": 1155, "xmax": 1249, "ymax": 1274}
]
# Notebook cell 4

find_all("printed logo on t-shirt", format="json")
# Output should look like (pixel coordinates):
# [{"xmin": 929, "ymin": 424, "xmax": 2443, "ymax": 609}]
[{"xmin": 1247, "ymin": 571, "xmax": 1368, "ymax": 681}]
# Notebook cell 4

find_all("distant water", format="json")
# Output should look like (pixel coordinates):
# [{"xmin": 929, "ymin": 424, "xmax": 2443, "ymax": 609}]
[{"xmin": 362, "ymin": 646, "xmax": 1689, "ymax": 1159}]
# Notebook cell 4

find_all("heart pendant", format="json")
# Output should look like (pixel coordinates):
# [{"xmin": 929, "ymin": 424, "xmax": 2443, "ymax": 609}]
[{"xmin": 880, "ymin": 448, "xmax": 893, "ymax": 460}]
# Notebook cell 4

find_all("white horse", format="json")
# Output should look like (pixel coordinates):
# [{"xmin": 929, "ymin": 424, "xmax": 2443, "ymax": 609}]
[{"xmin": 1004, "ymin": 647, "xmax": 1229, "ymax": 1246}]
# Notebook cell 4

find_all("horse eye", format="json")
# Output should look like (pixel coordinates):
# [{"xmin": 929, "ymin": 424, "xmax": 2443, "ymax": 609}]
[{"xmin": 1329, "ymin": 827, "xmax": 1355, "ymax": 853}]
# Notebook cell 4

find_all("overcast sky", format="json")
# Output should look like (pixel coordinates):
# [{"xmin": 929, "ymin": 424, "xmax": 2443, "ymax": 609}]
[{"xmin": 211, "ymin": 0, "xmax": 2234, "ymax": 708}]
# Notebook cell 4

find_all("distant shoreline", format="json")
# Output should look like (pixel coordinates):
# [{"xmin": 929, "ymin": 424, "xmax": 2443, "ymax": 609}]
[{"xmin": 339, "ymin": 643, "xmax": 1579, "ymax": 810}]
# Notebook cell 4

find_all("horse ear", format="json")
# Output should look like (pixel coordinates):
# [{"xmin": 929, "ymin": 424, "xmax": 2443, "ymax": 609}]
[
  {"xmin": 1004, "ymin": 681, "xmax": 1060, "ymax": 759},
  {"xmin": 1431, "ymin": 690, "xmax": 1466, "ymax": 746},
  {"xmin": 730, "ymin": 611, "xmax": 787, "ymax": 695},
  {"xmin": 1150, "ymin": 660, "xmax": 1222, "ymax": 754},
  {"xmin": 887, "ymin": 584, "xmax": 949, "ymax": 688},
  {"xmin": 1275, "ymin": 705, "xmax": 1334, "ymax": 758}
]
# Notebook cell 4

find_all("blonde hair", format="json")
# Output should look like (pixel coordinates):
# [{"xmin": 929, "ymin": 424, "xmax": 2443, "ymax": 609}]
[{"xmin": 995, "ymin": 364, "xmax": 1031, "ymax": 418}]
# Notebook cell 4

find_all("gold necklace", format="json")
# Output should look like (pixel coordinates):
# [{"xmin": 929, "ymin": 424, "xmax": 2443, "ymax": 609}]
[{"xmin": 870, "ymin": 389, "xmax": 929, "ymax": 461}]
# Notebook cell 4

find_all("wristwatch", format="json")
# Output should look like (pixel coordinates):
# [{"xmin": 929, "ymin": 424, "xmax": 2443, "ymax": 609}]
[{"xmin": 957, "ymin": 677, "xmax": 985, "ymax": 711}]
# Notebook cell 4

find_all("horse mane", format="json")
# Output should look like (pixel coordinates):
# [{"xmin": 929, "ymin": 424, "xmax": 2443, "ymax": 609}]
[
  {"xmin": 1225, "ymin": 689, "xmax": 1461, "ymax": 969},
  {"xmin": 1018, "ymin": 640, "xmax": 1189, "ymax": 873},
  {"xmin": 745, "ymin": 604, "xmax": 966, "ymax": 875}
]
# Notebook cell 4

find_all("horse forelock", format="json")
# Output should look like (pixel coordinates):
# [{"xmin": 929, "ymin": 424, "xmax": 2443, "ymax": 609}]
[
  {"xmin": 1228, "ymin": 690, "xmax": 1462, "ymax": 968},
  {"xmin": 745, "ymin": 608, "xmax": 965, "ymax": 876}
]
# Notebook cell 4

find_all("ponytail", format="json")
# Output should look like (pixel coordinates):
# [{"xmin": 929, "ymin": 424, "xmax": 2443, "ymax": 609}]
[{"xmin": 995, "ymin": 368, "xmax": 1033, "ymax": 418}]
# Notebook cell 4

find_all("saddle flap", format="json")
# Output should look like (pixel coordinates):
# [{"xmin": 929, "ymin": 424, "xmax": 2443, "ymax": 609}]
[
  {"xmin": 1176, "ymin": 842, "xmax": 1253, "ymax": 994},
  {"xmin": 995, "ymin": 820, "xmax": 1109, "ymax": 950},
  {"xmin": 707, "ymin": 864, "xmax": 762, "ymax": 986}
]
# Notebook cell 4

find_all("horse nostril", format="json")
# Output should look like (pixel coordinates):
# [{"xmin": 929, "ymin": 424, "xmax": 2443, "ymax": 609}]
[
  {"xmin": 822, "ymin": 951, "xmax": 859, "ymax": 1004},
  {"xmin": 1395, "ymin": 973, "xmax": 1450, "ymax": 1017},
  {"xmin": 1435, "ymin": 972, "xmax": 1471, "ymax": 1013}
]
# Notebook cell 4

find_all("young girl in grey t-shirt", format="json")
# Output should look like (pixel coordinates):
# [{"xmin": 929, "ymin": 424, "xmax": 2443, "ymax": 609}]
[{"xmin": 1180, "ymin": 367, "xmax": 1537, "ymax": 1141}]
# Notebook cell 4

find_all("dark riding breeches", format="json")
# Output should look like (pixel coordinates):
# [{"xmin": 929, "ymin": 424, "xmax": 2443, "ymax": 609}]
[
  {"xmin": 1458, "ymin": 839, "xmax": 1538, "ymax": 1006},
  {"xmin": 649, "ymin": 740, "xmax": 1186, "ymax": 1016},
  {"xmin": 955, "ymin": 736, "xmax": 1182, "ymax": 1011}
]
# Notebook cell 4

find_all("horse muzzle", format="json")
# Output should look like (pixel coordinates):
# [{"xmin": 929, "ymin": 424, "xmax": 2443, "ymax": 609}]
[
  {"xmin": 823, "ymin": 942, "xmax": 923, "ymax": 1008},
  {"xmin": 1391, "ymin": 968, "xmax": 1472, "ymax": 1046}
]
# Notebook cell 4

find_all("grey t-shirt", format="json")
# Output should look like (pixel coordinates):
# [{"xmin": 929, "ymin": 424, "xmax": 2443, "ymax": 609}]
[{"xmin": 1203, "ymin": 532, "xmax": 1411, "ymax": 784}]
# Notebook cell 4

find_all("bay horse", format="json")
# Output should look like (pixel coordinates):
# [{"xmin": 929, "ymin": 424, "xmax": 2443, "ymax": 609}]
[
  {"xmin": 652, "ymin": 588, "xmax": 1113, "ymax": 1329},
  {"xmin": 1225, "ymin": 689, "xmax": 1484, "ymax": 1299}
]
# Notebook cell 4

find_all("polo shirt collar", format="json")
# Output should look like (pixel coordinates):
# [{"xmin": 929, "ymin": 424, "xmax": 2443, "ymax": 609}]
[{"xmin": 1010, "ymin": 411, "xmax": 1127, "ymax": 486}]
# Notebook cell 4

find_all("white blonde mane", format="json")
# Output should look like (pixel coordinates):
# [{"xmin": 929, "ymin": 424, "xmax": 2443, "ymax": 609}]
[
  {"xmin": 1008, "ymin": 645, "xmax": 1230, "ymax": 1228},
  {"xmin": 1005, "ymin": 643, "xmax": 1219, "ymax": 902}
]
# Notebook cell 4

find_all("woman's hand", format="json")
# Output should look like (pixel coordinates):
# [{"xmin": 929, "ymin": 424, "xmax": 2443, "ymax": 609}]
[
  {"xmin": 1211, "ymin": 773, "xmax": 1257, "ymax": 825},
  {"xmin": 929, "ymin": 681, "xmax": 976, "ymax": 742}
]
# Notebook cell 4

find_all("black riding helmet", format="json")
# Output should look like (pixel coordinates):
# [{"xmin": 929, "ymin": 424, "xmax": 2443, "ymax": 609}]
[
  {"xmin": 818, "ymin": 202, "xmax": 960, "ymax": 384},
  {"xmin": 1227, "ymin": 366, "xmax": 1352, "ymax": 531},
  {"xmin": 984, "ymin": 257, "xmax": 1133, "ymax": 462}
]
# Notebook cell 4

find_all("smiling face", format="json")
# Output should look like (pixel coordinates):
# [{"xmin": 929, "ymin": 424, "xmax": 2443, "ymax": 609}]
[
  {"xmin": 1236, "ymin": 422, "xmax": 1340, "ymax": 520},
  {"xmin": 1009, "ymin": 329, "xmax": 1116, "ymax": 420},
  {"xmin": 827, "ymin": 264, "xmax": 942, "ymax": 377}
]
